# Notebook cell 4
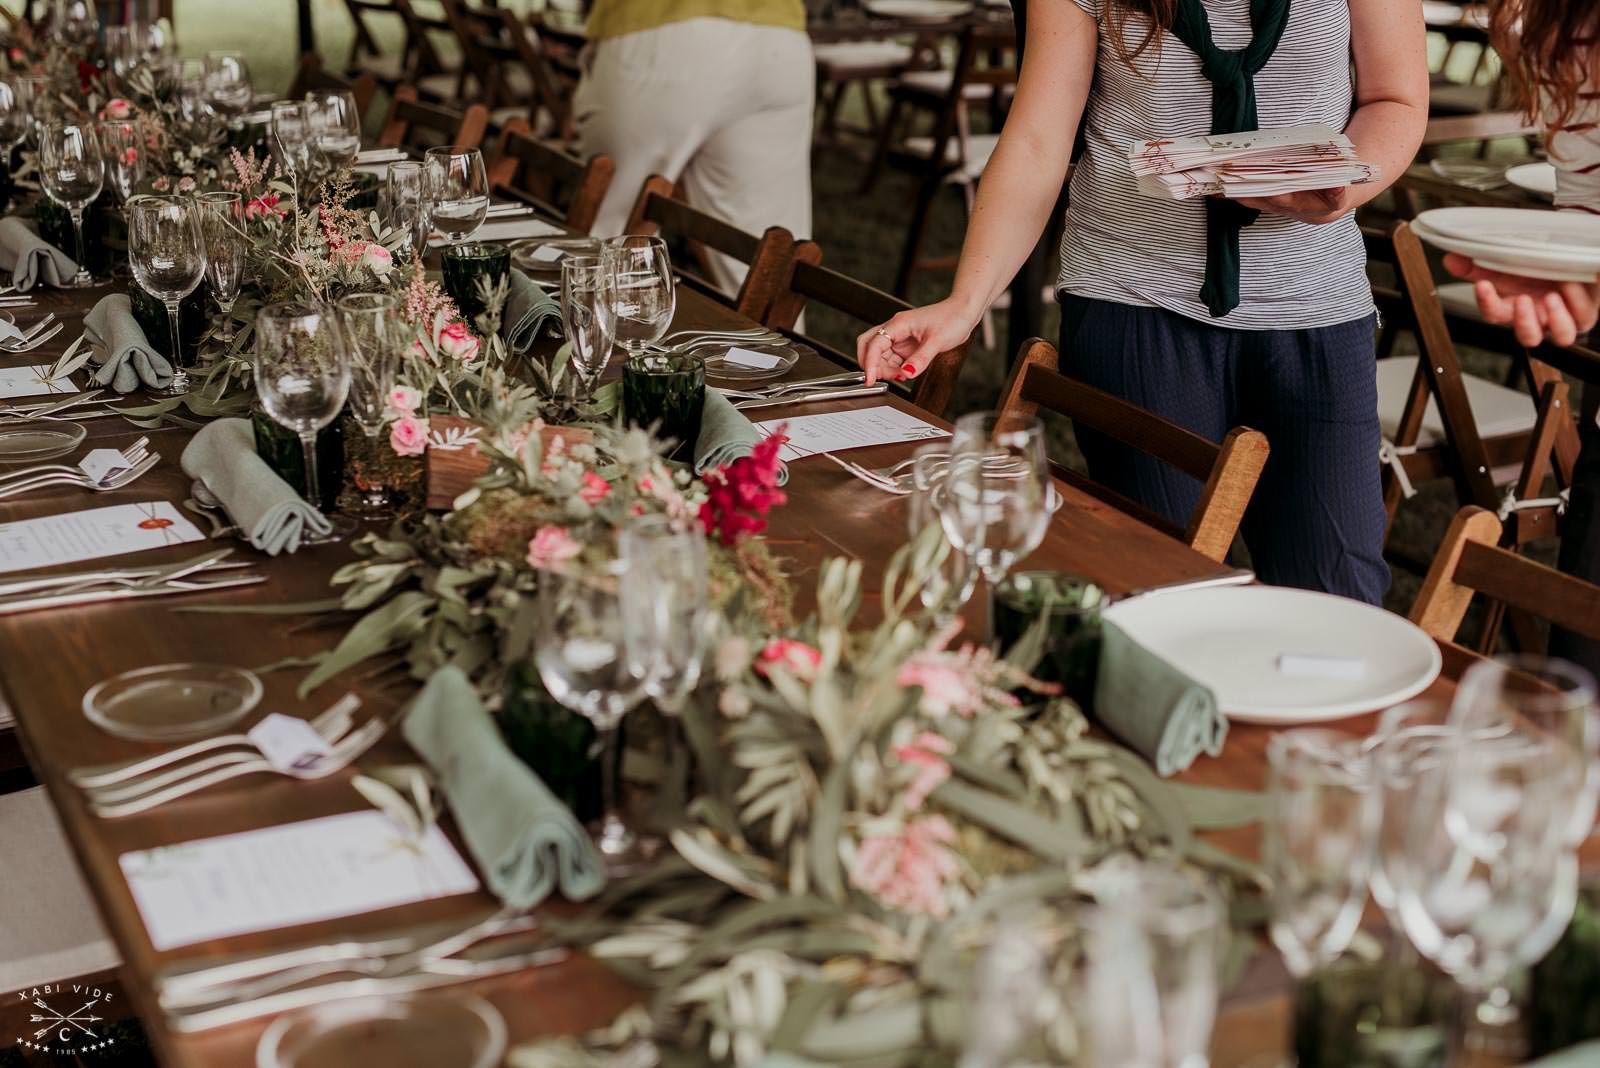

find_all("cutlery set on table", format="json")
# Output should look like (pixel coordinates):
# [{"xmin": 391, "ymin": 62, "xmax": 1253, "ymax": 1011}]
[{"xmin": 0, "ymin": 547, "xmax": 263, "ymax": 615}]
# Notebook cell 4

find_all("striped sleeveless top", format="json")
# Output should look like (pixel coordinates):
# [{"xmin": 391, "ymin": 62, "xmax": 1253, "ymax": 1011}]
[{"xmin": 1058, "ymin": 0, "xmax": 1375, "ymax": 330}]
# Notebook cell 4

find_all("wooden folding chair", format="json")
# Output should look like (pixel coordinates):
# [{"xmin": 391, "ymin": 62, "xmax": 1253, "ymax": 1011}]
[
  {"xmin": 765, "ymin": 244, "xmax": 966, "ymax": 418},
  {"xmin": 624, "ymin": 176, "xmax": 795, "ymax": 325},
  {"xmin": 287, "ymin": 54, "xmax": 379, "ymax": 128},
  {"xmin": 1412, "ymin": 506, "xmax": 1600, "ymax": 654},
  {"xmin": 379, "ymin": 85, "xmax": 490, "ymax": 151},
  {"xmin": 488, "ymin": 119, "xmax": 612, "ymax": 233},
  {"xmin": 394, "ymin": 0, "xmax": 467, "ymax": 103},
  {"xmin": 340, "ymin": 0, "xmax": 413, "ymax": 89},
  {"xmin": 996, "ymin": 339, "xmax": 1270, "ymax": 563}
]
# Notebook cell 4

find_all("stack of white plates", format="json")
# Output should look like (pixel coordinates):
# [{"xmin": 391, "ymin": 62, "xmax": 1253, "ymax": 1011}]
[
  {"xmin": 862, "ymin": 0, "xmax": 974, "ymax": 22},
  {"xmin": 1412, "ymin": 206, "xmax": 1600, "ymax": 282},
  {"xmin": 1505, "ymin": 161, "xmax": 1557, "ymax": 200}
]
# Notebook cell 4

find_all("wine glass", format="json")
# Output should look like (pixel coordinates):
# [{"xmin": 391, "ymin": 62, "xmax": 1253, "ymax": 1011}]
[
  {"xmin": 384, "ymin": 161, "xmax": 426, "ymax": 261},
  {"xmin": 305, "ymin": 89, "xmax": 361, "ymax": 179},
  {"xmin": 270, "ymin": 101, "xmax": 312, "ymax": 183},
  {"xmin": 908, "ymin": 444, "xmax": 978, "ymax": 623},
  {"xmin": 199, "ymin": 191, "xmax": 245, "ymax": 345},
  {"xmin": 39, "ymin": 122, "xmax": 105, "ymax": 289},
  {"xmin": 423, "ymin": 147, "xmax": 488, "ymax": 248},
  {"xmin": 602, "ymin": 235, "xmax": 675, "ymax": 359},
  {"xmin": 99, "ymin": 120, "xmax": 144, "ymax": 208},
  {"xmin": 14, "ymin": 73, "xmax": 52, "ymax": 149},
  {"xmin": 203, "ymin": 51, "xmax": 253, "ymax": 126},
  {"xmin": 0, "ymin": 83, "xmax": 28, "ymax": 172},
  {"xmin": 104, "ymin": 25, "xmax": 142, "ymax": 90},
  {"xmin": 560, "ymin": 254, "xmax": 614, "ymax": 396},
  {"xmin": 534, "ymin": 568, "xmax": 649, "ymax": 873},
  {"xmin": 178, "ymin": 61, "xmax": 218, "ymax": 131},
  {"xmin": 128, "ymin": 196, "xmax": 206, "ymax": 394},
  {"xmin": 50, "ymin": 0, "xmax": 98, "ymax": 49},
  {"xmin": 618, "ymin": 515, "xmax": 710, "ymax": 714},
  {"xmin": 255, "ymin": 302, "xmax": 353, "ymax": 544},
  {"xmin": 936, "ymin": 412, "xmax": 1050, "ymax": 586},
  {"xmin": 334, "ymin": 291, "xmax": 401, "ymax": 516}
]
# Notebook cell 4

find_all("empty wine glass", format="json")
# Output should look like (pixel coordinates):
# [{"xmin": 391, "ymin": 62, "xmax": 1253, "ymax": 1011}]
[
  {"xmin": 14, "ymin": 73, "xmax": 52, "ymax": 148},
  {"xmin": 49, "ymin": 0, "xmax": 98, "ymax": 49},
  {"xmin": 203, "ymin": 51, "xmax": 253, "ymax": 126},
  {"xmin": 908, "ymin": 445, "xmax": 977, "ymax": 623},
  {"xmin": 99, "ymin": 120, "xmax": 144, "ymax": 207},
  {"xmin": 255, "ymin": 302, "xmax": 353, "ymax": 544},
  {"xmin": 305, "ymin": 89, "xmax": 361, "ymax": 179},
  {"xmin": 270, "ymin": 101, "xmax": 312, "ymax": 182},
  {"xmin": 560, "ymin": 254, "xmax": 614, "ymax": 396},
  {"xmin": 103, "ymin": 25, "xmax": 142, "ymax": 89},
  {"xmin": 0, "ymin": 83, "xmax": 28, "ymax": 171},
  {"xmin": 384, "ymin": 161, "xmax": 426, "ymax": 261},
  {"xmin": 602, "ymin": 235, "xmax": 675, "ymax": 358},
  {"xmin": 423, "ymin": 147, "xmax": 488, "ymax": 248},
  {"xmin": 334, "ymin": 291, "xmax": 401, "ymax": 515},
  {"xmin": 619, "ymin": 515, "xmax": 709, "ymax": 714},
  {"xmin": 534, "ymin": 568, "xmax": 649, "ymax": 872},
  {"xmin": 199, "ymin": 191, "xmax": 245, "ymax": 345},
  {"xmin": 128, "ymin": 196, "xmax": 206, "ymax": 393},
  {"xmin": 937, "ymin": 412, "xmax": 1051, "ymax": 586},
  {"xmin": 177, "ymin": 61, "xmax": 218, "ymax": 131},
  {"xmin": 39, "ymin": 122, "xmax": 105, "ymax": 289}
]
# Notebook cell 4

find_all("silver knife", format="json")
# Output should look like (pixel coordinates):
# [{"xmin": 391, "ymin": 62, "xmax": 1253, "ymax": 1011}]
[
  {"xmin": 0, "ymin": 387, "xmax": 105, "ymax": 418},
  {"xmin": 1113, "ymin": 568, "xmax": 1256, "ymax": 603},
  {"xmin": 0, "ymin": 573, "xmax": 265, "ymax": 616},
  {"xmin": 44, "ymin": 549, "xmax": 238, "ymax": 601},
  {"xmin": 0, "ymin": 550, "xmax": 241, "ymax": 599},
  {"xmin": 733, "ymin": 384, "xmax": 890, "ymax": 411}
]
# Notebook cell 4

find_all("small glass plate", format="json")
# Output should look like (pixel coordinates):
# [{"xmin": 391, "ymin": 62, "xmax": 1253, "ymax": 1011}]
[
  {"xmin": 256, "ymin": 994, "xmax": 507, "ymax": 1068},
  {"xmin": 509, "ymin": 236, "xmax": 601, "ymax": 277},
  {"xmin": 699, "ymin": 340, "xmax": 811, "ymax": 382},
  {"xmin": 83, "ymin": 663, "xmax": 264, "ymax": 742},
  {"xmin": 0, "ymin": 420, "xmax": 87, "ymax": 464}
]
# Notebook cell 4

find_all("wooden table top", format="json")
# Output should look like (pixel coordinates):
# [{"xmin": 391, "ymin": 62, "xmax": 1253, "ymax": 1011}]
[{"xmin": 0, "ymin": 255, "xmax": 1465, "ymax": 1066}]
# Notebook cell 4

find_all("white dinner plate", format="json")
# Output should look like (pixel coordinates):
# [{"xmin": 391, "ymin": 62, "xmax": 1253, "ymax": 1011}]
[
  {"xmin": 1505, "ymin": 161, "xmax": 1557, "ymax": 200},
  {"xmin": 1102, "ymin": 585, "xmax": 1442, "ymax": 724},
  {"xmin": 1412, "ymin": 215, "xmax": 1600, "ymax": 283},
  {"xmin": 1417, "ymin": 206, "xmax": 1600, "ymax": 255},
  {"xmin": 862, "ymin": 0, "xmax": 974, "ymax": 22}
]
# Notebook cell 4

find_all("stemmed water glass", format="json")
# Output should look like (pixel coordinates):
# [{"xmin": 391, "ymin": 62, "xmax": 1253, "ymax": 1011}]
[
  {"xmin": 270, "ymin": 101, "xmax": 312, "ymax": 185},
  {"xmin": 99, "ymin": 120, "xmax": 144, "ymax": 209},
  {"xmin": 423, "ymin": 147, "xmax": 488, "ymax": 248},
  {"xmin": 39, "ymin": 122, "xmax": 105, "ymax": 289},
  {"xmin": 334, "ymin": 291, "xmax": 401, "ymax": 516},
  {"xmin": 384, "ymin": 161, "xmax": 427, "ymax": 261},
  {"xmin": 128, "ymin": 196, "xmax": 206, "ymax": 394},
  {"xmin": 14, "ymin": 73, "xmax": 52, "ymax": 150},
  {"xmin": 203, "ymin": 51, "xmax": 253, "ymax": 126},
  {"xmin": 0, "ymin": 83, "xmax": 28, "ymax": 173},
  {"xmin": 560, "ymin": 254, "xmax": 615, "ymax": 397},
  {"xmin": 936, "ymin": 412, "xmax": 1051, "ymax": 588},
  {"xmin": 305, "ymin": 90, "xmax": 361, "ymax": 180},
  {"xmin": 618, "ymin": 515, "xmax": 710, "ymax": 714},
  {"xmin": 534, "ymin": 568, "xmax": 649, "ymax": 873},
  {"xmin": 255, "ymin": 302, "xmax": 353, "ymax": 544},
  {"xmin": 602, "ymin": 235, "xmax": 675, "ymax": 359},
  {"xmin": 908, "ymin": 444, "xmax": 978, "ymax": 623},
  {"xmin": 199, "ymin": 191, "xmax": 245, "ymax": 345}
]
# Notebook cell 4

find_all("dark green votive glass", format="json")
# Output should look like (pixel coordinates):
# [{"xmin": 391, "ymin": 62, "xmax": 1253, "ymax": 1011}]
[
  {"xmin": 129, "ymin": 279, "xmax": 210, "ymax": 367},
  {"xmin": 502, "ymin": 660, "xmax": 602, "ymax": 823},
  {"xmin": 1292, "ymin": 957, "xmax": 1451, "ymax": 1068},
  {"xmin": 250, "ymin": 404, "xmax": 345, "ymax": 513},
  {"xmin": 992, "ymin": 571, "xmax": 1105, "ymax": 705},
  {"xmin": 441, "ymin": 241, "xmax": 512, "ymax": 333},
  {"xmin": 623, "ymin": 351, "xmax": 706, "ymax": 456}
]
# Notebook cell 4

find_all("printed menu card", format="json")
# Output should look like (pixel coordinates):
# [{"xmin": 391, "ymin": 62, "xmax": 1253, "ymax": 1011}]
[
  {"xmin": 0, "ymin": 503, "xmax": 205, "ymax": 575},
  {"xmin": 756, "ymin": 406, "xmax": 949, "ymax": 462}
]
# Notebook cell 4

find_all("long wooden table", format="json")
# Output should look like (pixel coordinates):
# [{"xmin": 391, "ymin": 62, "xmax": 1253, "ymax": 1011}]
[{"xmin": 0, "ymin": 256, "xmax": 1463, "ymax": 1066}]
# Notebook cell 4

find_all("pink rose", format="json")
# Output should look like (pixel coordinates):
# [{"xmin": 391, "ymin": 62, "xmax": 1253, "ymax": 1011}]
[
  {"xmin": 893, "ymin": 732, "xmax": 954, "ymax": 811},
  {"xmin": 176, "ymin": 175, "xmax": 195, "ymax": 193},
  {"xmin": 362, "ymin": 243, "xmax": 394, "ymax": 277},
  {"xmin": 102, "ymin": 97, "xmax": 131, "ymax": 120},
  {"xmin": 386, "ymin": 385, "xmax": 422, "ymax": 417},
  {"xmin": 579, "ymin": 471, "xmax": 611, "ymax": 505},
  {"xmin": 388, "ymin": 415, "xmax": 428, "ymax": 457},
  {"xmin": 525, "ymin": 525, "xmax": 582, "ymax": 570},
  {"xmin": 850, "ymin": 816, "xmax": 961, "ymax": 918},
  {"xmin": 438, "ymin": 320, "xmax": 480, "ymax": 363},
  {"xmin": 755, "ymin": 639, "xmax": 822, "ymax": 681}
]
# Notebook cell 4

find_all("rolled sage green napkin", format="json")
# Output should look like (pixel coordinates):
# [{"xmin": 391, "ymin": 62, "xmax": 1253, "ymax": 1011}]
[
  {"xmin": 694, "ymin": 389, "xmax": 790, "ymax": 485},
  {"xmin": 403, "ymin": 665, "xmax": 606, "ymax": 908},
  {"xmin": 0, "ymin": 217, "xmax": 76, "ymax": 291},
  {"xmin": 84, "ymin": 294, "xmax": 175, "ymax": 393},
  {"xmin": 1093, "ymin": 619, "xmax": 1226, "ymax": 776},
  {"xmin": 1526, "ymin": 1042, "xmax": 1600, "ymax": 1066},
  {"xmin": 179, "ymin": 418, "xmax": 332, "ymax": 556},
  {"xmin": 501, "ymin": 268, "xmax": 560, "ymax": 354}
]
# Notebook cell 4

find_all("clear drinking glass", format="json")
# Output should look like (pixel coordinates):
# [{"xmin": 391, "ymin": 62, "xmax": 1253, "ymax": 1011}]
[
  {"xmin": 1264, "ymin": 729, "xmax": 1372, "ymax": 980},
  {"xmin": 423, "ymin": 147, "xmax": 488, "ymax": 248},
  {"xmin": 103, "ymin": 25, "xmax": 143, "ymax": 89},
  {"xmin": 39, "ymin": 122, "xmax": 105, "ymax": 289},
  {"xmin": 618, "ymin": 515, "xmax": 710, "ymax": 714},
  {"xmin": 199, "ymin": 191, "xmax": 245, "ymax": 345},
  {"xmin": 908, "ymin": 445, "xmax": 977, "ymax": 623},
  {"xmin": 128, "ymin": 196, "xmax": 206, "ymax": 394},
  {"xmin": 602, "ymin": 235, "xmax": 675, "ymax": 358},
  {"xmin": 14, "ymin": 73, "xmax": 52, "ymax": 148},
  {"xmin": 0, "ymin": 83, "xmax": 28, "ymax": 167},
  {"xmin": 255, "ymin": 302, "xmax": 353, "ymax": 544},
  {"xmin": 560, "ymin": 254, "xmax": 614, "ymax": 395},
  {"xmin": 98, "ymin": 120, "xmax": 143, "ymax": 207},
  {"xmin": 334, "ymin": 291, "xmax": 401, "ymax": 515},
  {"xmin": 937, "ymin": 412, "xmax": 1051, "ymax": 586},
  {"xmin": 305, "ymin": 89, "xmax": 362, "ymax": 179},
  {"xmin": 384, "ymin": 161, "xmax": 426, "ymax": 261},
  {"xmin": 534, "ymin": 568, "xmax": 648, "ymax": 873},
  {"xmin": 270, "ymin": 100, "xmax": 312, "ymax": 182},
  {"xmin": 203, "ymin": 51, "xmax": 253, "ymax": 125}
]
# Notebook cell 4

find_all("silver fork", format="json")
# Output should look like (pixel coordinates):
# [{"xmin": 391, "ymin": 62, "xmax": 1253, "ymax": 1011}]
[
  {"xmin": 0, "ymin": 452, "xmax": 159, "ymax": 498},
  {"xmin": 0, "ymin": 437, "xmax": 149, "ymax": 487},
  {"xmin": 69, "ymin": 694, "xmax": 362, "ymax": 789},
  {"xmin": 0, "ymin": 314, "xmax": 59, "ymax": 352},
  {"xmin": 90, "ymin": 716, "xmax": 392, "ymax": 818}
]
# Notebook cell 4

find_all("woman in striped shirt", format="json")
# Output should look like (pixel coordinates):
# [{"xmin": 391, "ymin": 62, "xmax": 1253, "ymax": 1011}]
[{"xmin": 858, "ymin": 0, "xmax": 1429, "ymax": 604}]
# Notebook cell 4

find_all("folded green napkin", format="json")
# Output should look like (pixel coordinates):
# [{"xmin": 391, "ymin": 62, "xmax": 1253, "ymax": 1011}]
[
  {"xmin": 84, "ymin": 294, "xmax": 174, "ymax": 393},
  {"xmin": 1093, "ymin": 619, "xmax": 1226, "ymax": 776},
  {"xmin": 501, "ymin": 268, "xmax": 560, "ymax": 354},
  {"xmin": 1526, "ymin": 1042, "xmax": 1600, "ymax": 1066},
  {"xmin": 694, "ymin": 389, "xmax": 790, "ymax": 485},
  {"xmin": 179, "ymin": 418, "xmax": 332, "ymax": 556},
  {"xmin": 403, "ymin": 666, "xmax": 606, "ymax": 908},
  {"xmin": 0, "ymin": 217, "xmax": 75, "ymax": 291}
]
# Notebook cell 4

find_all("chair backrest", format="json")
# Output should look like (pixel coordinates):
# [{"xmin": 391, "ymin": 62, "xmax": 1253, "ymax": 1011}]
[
  {"xmin": 1423, "ymin": 111, "xmax": 1538, "ymax": 148},
  {"xmin": 341, "ymin": 0, "xmax": 408, "ymax": 77},
  {"xmin": 998, "ymin": 339, "xmax": 1270, "ymax": 562},
  {"xmin": 897, "ymin": 23, "xmax": 1018, "ymax": 180},
  {"xmin": 380, "ymin": 85, "xmax": 489, "ymax": 151},
  {"xmin": 488, "ymin": 119, "xmax": 612, "ymax": 233},
  {"xmin": 1412, "ymin": 506, "xmax": 1600, "ymax": 644},
  {"xmin": 438, "ymin": 0, "xmax": 512, "ymax": 103},
  {"xmin": 286, "ymin": 54, "xmax": 379, "ymax": 127},
  {"xmin": 767, "ymin": 247, "xmax": 966, "ymax": 418},
  {"xmin": 625, "ymin": 176, "xmax": 794, "ymax": 324},
  {"xmin": 393, "ymin": 0, "xmax": 459, "ymax": 83}
]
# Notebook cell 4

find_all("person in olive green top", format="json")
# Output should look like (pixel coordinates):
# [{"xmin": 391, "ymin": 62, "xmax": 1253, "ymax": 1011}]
[{"xmin": 576, "ymin": 0, "xmax": 814, "ymax": 293}]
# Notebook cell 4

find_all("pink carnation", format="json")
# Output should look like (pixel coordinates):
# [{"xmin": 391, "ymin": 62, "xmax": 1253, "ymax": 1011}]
[
  {"xmin": 387, "ymin": 385, "xmax": 422, "ymax": 417},
  {"xmin": 850, "ymin": 816, "xmax": 961, "ymax": 918},
  {"xmin": 578, "ymin": 471, "xmax": 611, "ymax": 505},
  {"xmin": 388, "ymin": 415, "xmax": 428, "ymax": 457},
  {"xmin": 893, "ymin": 732, "xmax": 954, "ymax": 811},
  {"xmin": 526, "ymin": 525, "xmax": 582, "ymax": 570},
  {"xmin": 438, "ymin": 320, "xmax": 480, "ymax": 363},
  {"xmin": 755, "ymin": 639, "xmax": 822, "ymax": 681}
]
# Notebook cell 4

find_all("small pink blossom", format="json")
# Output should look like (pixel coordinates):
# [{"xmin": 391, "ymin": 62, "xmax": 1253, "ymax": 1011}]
[
  {"xmin": 152, "ymin": 175, "xmax": 170, "ymax": 192},
  {"xmin": 850, "ymin": 816, "xmax": 961, "ymax": 918},
  {"xmin": 755, "ymin": 639, "xmax": 822, "ymax": 681},
  {"xmin": 245, "ymin": 193, "xmax": 285, "ymax": 221},
  {"xmin": 176, "ymin": 175, "xmax": 195, "ymax": 193},
  {"xmin": 386, "ymin": 385, "xmax": 422, "ymax": 417},
  {"xmin": 361, "ymin": 243, "xmax": 394, "ymax": 277},
  {"xmin": 897, "ymin": 657, "xmax": 987, "ymax": 718},
  {"xmin": 525, "ymin": 525, "xmax": 582, "ymax": 570},
  {"xmin": 438, "ymin": 320, "xmax": 480, "ymax": 363},
  {"xmin": 893, "ymin": 732, "xmax": 954, "ymax": 811},
  {"xmin": 121, "ymin": 146, "xmax": 138, "ymax": 166},
  {"xmin": 388, "ymin": 415, "xmax": 428, "ymax": 457},
  {"xmin": 101, "ymin": 97, "xmax": 132, "ymax": 121},
  {"xmin": 7, "ymin": 48, "xmax": 23, "ymax": 64},
  {"xmin": 578, "ymin": 471, "xmax": 611, "ymax": 505}
]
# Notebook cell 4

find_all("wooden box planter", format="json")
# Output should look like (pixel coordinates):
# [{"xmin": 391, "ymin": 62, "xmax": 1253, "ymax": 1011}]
[{"xmin": 425, "ymin": 415, "xmax": 593, "ymax": 510}]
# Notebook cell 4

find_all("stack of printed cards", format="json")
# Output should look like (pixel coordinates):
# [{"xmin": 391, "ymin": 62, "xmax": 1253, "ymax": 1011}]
[{"xmin": 1129, "ymin": 125, "xmax": 1379, "ymax": 201}]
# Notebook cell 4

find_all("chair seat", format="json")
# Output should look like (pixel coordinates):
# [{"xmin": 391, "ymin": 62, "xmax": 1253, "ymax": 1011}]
[
  {"xmin": 903, "ymin": 132, "xmax": 1000, "ymax": 180},
  {"xmin": 0, "ymin": 787, "xmax": 119, "ymax": 993},
  {"xmin": 1376, "ymin": 355, "xmax": 1537, "ymax": 449},
  {"xmin": 1436, "ymin": 281, "xmax": 1485, "ymax": 322},
  {"xmin": 896, "ymin": 68, "xmax": 996, "ymax": 100},
  {"xmin": 814, "ymin": 41, "xmax": 915, "ymax": 75},
  {"xmin": 416, "ymin": 71, "xmax": 462, "ymax": 101}
]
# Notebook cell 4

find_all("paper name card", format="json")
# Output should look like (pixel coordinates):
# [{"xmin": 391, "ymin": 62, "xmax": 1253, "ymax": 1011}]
[
  {"xmin": 120, "ymin": 811, "xmax": 481, "ymax": 950},
  {"xmin": 0, "ymin": 364, "xmax": 72, "ymax": 399},
  {"xmin": 722, "ymin": 347, "xmax": 786, "ymax": 371},
  {"xmin": 428, "ymin": 218, "xmax": 565, "ymax": 248},
  {"xmin": 756, "ymin": 406, "xmax": 949, "ymax": 462},
  {"xmin": 0, "ymin": 502, "xmax": 205, "ymax": 575}
]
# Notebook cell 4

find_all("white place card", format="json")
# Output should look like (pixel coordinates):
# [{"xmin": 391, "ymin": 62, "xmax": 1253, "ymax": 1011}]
[
  {"xmin": 528, "ymin": 244, "xmax": 567, "ymax": 264},
  {"xmin": 0, "ymin": 502, "xmax": 206, "ymax": 575},
  {"xmin": 723, "ymin": 347, "xmax": 786, "ymax": 371},
  {"xmin": 77, "ymin": 448, "xmax": 133, "ymax": 483},
  {"xmin": 755, "ymin": 406, "xmax": 949, "ymax": 462},
  {"xmin": 247, "ymin": 713, "xmax": 333, "ymax": 771},
  {"xmin": 0, "ymin": 364, "xmax": 72, "ymax": 399},
  {"xmin": 429, "ymin": 217, "xmax": 565, "ymax": 248},
  {"xmin": 120, "ymin": 811, "xmax": 481, "ymax": 950}
]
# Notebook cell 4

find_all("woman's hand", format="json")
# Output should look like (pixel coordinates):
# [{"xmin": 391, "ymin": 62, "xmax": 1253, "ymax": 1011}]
[
  {"xmin": 1444, "ymin": 253, "xmax": 1600, "ymax": 347},
  {"xmin": 856, "ymin": 298, "xmax": 980, "ymax": 385},
  {"xmin": 1234, "ymin": 187, "xmax": 1354, "ymax": 225}
]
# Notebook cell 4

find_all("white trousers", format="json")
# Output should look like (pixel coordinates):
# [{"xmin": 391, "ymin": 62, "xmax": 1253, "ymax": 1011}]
[{"xmin": 575, "ymin": 17, "xmax": 815, "ymax": 295}]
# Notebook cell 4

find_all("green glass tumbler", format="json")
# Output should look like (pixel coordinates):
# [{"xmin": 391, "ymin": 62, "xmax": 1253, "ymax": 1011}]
[
  {"xmin": 250, "ymin": 404, "xmax": 345, "ymax": 514},
  {"xmin": 992, "ymin": 571, "xmax": 1106, "ymax": 705},
  {"xmin": 623, "ymin": 351, "xmax": 706, "ymax": 457},
  {"xmin": 441, "ymin": 241, "xmax": 512, "ymax": 335}
]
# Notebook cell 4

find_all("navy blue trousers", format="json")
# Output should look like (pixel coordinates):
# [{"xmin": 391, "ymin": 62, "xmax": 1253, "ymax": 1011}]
[{"xmin": 1060, "ymin": 296, "xmax": 1391, "ymax": 605}]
